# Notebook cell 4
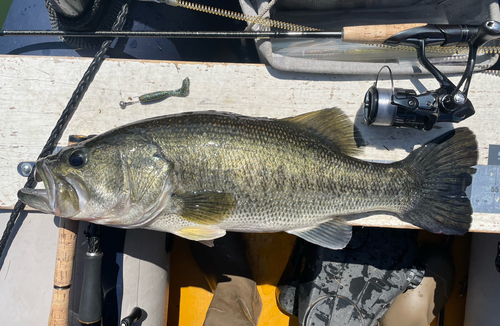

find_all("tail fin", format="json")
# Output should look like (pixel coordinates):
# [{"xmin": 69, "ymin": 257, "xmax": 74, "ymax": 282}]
[{"xmin": 401, "ymin": 127, "xmax": 478, "ymax": 235}]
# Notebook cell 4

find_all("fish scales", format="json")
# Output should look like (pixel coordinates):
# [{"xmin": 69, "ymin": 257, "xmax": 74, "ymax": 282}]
[{"xmin": 135, "ymin": 112, "xmax": 419, "ymax": 229}]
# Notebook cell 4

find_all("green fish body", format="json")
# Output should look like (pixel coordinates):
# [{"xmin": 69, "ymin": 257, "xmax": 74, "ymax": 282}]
[{"xmin": 18, "ymin": 108, "xmax": 477, "ymax": 249}]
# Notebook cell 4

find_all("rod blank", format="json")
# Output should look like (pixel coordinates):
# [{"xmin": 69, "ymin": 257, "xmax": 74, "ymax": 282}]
[{"xmin": 0, "ymin": 30, "xmax": 342, "ymax": 39}]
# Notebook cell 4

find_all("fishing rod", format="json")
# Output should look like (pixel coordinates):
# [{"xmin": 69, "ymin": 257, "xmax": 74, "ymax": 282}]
[
  {"xmin": 0, "ymin": 30, "xmax": 335, "ymax": 39},
  {"xmin": 0, "ymin": 23, "xmax": 488, "ymax": 43},
  {"xmin": 3, "ymin": 21, "xmax": 500, "ymax": 132}
]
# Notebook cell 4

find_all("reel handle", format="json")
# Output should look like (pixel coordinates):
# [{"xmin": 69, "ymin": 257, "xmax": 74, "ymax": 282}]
[{"xmin": 342, "ymin": 23, "xmax": 426, "ymax": 44}]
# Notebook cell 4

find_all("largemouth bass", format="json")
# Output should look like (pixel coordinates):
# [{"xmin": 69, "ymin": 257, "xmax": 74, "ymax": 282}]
[{"xmin": 18, "ymin": 108, "xmax": 477, "ymax": 249}]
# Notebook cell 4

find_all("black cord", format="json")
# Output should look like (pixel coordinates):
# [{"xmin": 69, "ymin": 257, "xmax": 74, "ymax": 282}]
[{"xmin": 0, "ymin": 2, "xmax": 130, "ymax": 262}]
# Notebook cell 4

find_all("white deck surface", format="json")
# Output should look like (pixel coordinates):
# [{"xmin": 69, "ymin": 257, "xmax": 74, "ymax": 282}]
[{"xmin": 1, "ymin": 54, "xmax": 499, "ymax": 231}]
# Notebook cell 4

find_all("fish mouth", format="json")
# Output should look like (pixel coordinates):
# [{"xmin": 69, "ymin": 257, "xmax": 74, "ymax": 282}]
[
  {"xmin": 17, "ymin": 187, "xmax": 53, "ymax": 214},
  {"xmin": 18, "ymin": 161, "xmax": 56, "ymax": 214},
  {"xmin": 18, "ymin": 160, "xmax": 80, "ymax": 217}
]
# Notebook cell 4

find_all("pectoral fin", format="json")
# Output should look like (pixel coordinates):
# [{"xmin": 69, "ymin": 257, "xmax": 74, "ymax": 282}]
[
  {"xmin": 174, "ymin": 226, "xmax": 226, "ymax": 241},
  {"xmin": 287, "ymin": 217, "xmax": 352, "ymax": 250},
  {"xmin": 175, "ymin": 191, "xmax": 236, "ymax": 225}
]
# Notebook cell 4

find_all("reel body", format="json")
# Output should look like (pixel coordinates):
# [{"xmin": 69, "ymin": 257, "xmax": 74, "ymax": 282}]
[{"xmin": 364, "ymin": 82, "xmax": 475, "ymax": 131}]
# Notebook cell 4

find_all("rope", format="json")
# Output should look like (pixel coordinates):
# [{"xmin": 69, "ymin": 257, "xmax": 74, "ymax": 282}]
[
  {"xmin": 244, "ymin": 0, "xmax": 278, "ymax": 32},
  {"xmin": 0, "ymin": 2, "xmax": 130, "ymax": 262},
  {"xmin": 241, "ymin": 0, "xmax": 278, "ymax": 47}
]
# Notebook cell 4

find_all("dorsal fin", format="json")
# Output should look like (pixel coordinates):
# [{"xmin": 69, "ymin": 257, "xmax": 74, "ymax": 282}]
[{"xmin": 282, "ymin": 108, "xmax": 364, "ymax": 156}]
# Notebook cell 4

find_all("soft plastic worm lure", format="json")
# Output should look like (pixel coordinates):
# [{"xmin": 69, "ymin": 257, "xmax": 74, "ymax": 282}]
[{"xmin": 120, "ymin": 77, "xmax": 190, "ymax": 109}]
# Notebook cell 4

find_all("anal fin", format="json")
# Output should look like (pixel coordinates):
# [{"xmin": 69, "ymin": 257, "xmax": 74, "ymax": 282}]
[{"xmin": 287, "ymin": 217, "xmax": 352, "ymax": 250}]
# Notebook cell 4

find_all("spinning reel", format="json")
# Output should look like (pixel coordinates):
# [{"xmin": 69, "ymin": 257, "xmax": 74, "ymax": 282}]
[{"xmin": 363, "ymin": 21, "xmax": 500, "ymax": 130}]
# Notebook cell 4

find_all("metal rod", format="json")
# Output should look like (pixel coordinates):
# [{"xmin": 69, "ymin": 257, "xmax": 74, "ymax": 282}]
[{"xmin": 0, "ymin": 30, "xmax": 342, "ymax": 39}]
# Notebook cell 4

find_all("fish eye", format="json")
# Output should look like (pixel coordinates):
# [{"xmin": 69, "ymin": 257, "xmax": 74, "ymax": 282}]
[{"xmin": 68, "ymin": 151, "xmax": 87, "ymax": 168}]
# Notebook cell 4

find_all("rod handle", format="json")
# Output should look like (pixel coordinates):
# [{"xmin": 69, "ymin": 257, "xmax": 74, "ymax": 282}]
[
  {"xmin": 78, "ymin": 252, "xmax": 104, "ymax": 325},
  {"xmin": 342, "ymin": 23, "xmax": 426, "ymax": 44},
  {"xmin": 48, "ymin": 218, "xmax": 79, "ymax": 326}
]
